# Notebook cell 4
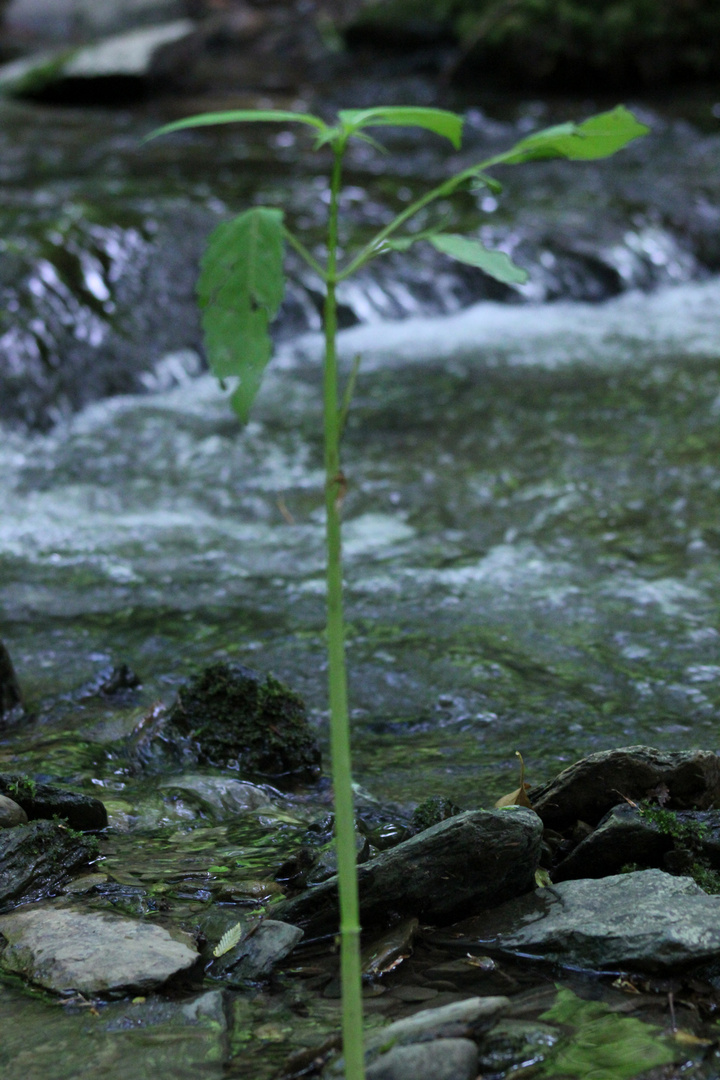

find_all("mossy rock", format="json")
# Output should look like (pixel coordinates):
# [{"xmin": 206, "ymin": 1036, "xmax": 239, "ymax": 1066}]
[{"xmin": 167, "ymin": 664, "xmax": 321, "ymax": 782}]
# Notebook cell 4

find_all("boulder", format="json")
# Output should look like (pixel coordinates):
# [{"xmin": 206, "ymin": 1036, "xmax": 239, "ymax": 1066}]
[
  {"xmin": 0, "ymin": 819, "xmax": 98, "ymax": 912},
  {"xmin": 529, "ymin": 746, "xmax": 720, "ymax": 830},
  {"xmin": 166, "ymin": 663, "xmax": 321, "ymax": 783},
  {"xmin": 453, "ymin": 868, "xmax": 720, "ymax": 972},
  {"xmin": 0, "ymin": 774, "xmax": 107, "ymax": 830},
  {"xmin": 275, "ymin": 807, "xmax": 543, "ymax": 934},
  {"xmin": 0, "ymin": 901, "xmax": 199, "ymax": 994}
]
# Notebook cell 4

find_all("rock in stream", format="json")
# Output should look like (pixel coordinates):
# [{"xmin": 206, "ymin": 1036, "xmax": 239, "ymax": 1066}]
[
  {"xmin": 452, "ymin": 868, "xmax": 720, "ymax": 972},
  {"xmin": 0, "ymin": 901, "xmax": 199, "ymax": 994},
  {"xmin": 276, "ymin": 806, "xmax": 542, "ymax": 933}
]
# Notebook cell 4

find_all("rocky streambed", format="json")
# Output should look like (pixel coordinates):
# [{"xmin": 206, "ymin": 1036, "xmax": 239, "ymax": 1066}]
[{"xmin": 3, "ymin": 658, "xmax": 720, "ymax": 1080}]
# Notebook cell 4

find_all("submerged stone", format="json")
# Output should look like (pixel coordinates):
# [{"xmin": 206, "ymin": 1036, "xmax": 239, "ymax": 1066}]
[
  {"xmin": 456, "ymin": 868, "xmax": 720, "ymax": 971},
  {"xmin": 530, "ymin": 746, "xmax": 720, "ymax": 830},
  {"xmin": 159, "ymin": 772, "xmax": 274, "ymax": 820},
  {"xmin": 0, "ymin": 819, "xmax": 98, "ymax": 912},
  {"xmin": 0, "ymin": 902, "xmax": 199, "ymax": 994},
  {"xmin": 276, "ymin": 807, "xmax": 542, "ymax": 933},
  {"xmin": 0, "ymin": 774, "xmax": 107, "ymax": 831},
  {"xmin": 167, "ymin": 663, "xmax": 321, "ymax": 782},
  {"xmin": 364, "ymin": 1039, "xmax": 479, "ymax": 1080},
  {"xmin": 325, "ymin": 996, "xmax": 509, "ymax": 1079}
]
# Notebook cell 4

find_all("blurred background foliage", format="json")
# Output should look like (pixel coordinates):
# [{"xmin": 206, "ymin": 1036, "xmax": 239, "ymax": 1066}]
[{"xmin": 346, "ymin": 0, "xmax": 720, "ymax": 87}]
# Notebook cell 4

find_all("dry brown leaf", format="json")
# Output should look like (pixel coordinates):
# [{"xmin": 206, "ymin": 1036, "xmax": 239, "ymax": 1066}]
[{"xmin": 494, "ymin": 751, "xmax": 533, "ymax": 809}]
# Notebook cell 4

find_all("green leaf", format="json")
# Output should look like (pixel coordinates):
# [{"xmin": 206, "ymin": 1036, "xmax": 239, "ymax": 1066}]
[
  {"xmin": 197, "ymin": 207, "xmax": 285, "ymax": 422},
  {"xmin": 144, "ymin": 109, "xmax": 328, "ymax": 143},
  {"xmin": 337, "ymin": 107, "xmax": 463, "ymax": 148},
  {"xmin": 428, "ymin": 233, "xmax": 528, "ymax": 285},
  {"xmin": 497, "ymin": 105, "xmax": 649, "ymax": 165}
]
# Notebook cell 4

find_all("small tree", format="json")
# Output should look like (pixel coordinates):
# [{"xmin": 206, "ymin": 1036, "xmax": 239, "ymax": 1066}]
[{"xmin": 147, "ymin": 104, "xmax": 647, "ymax": 1080}]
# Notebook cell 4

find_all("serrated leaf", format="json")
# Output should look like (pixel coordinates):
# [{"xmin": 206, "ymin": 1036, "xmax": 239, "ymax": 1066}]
[
  {"xmin": 213, "ymin": 921, "xmax": 245, "ymax": 958},
  {"xmin": 498, "ymin": 105, "xmax": 649, "ymax": 165},
  {"xmin": 338, "ymin": 107, "xmax": 463, "ymax": 148},
  {"xmin": 145, "ymin": 109, "xmax": 328, "ymax": 143},
  {"xmin": 429, "ymin": 233, "xmax": 528, "ymax": 285},
  {"xmin": 197, "ymin": 206, "xmax": 285, "ymax": 422}
]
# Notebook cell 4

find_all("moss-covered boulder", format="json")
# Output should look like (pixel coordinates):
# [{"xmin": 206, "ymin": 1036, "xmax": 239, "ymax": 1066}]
[{"xmin": 167, "ymin": 664, "xmax": 321, "ymax": 783}]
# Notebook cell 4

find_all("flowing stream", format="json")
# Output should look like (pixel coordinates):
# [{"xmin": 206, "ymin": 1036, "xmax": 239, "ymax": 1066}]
[{"xmin": 1, "ymin": 84, "xmax": 720, "ymax": 1078}]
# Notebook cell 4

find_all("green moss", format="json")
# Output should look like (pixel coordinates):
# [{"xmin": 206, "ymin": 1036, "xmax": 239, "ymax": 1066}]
[
  {"xmin": 168, "ymin": 663, "xmax": 321, "ymax": 782},
  {"xmin": 638, "ymin": 803, "xmax": 720, "ymax": 894},
  {"xmin": 411, "ymin": 796, "xmax": 462, "ymax": 833}
]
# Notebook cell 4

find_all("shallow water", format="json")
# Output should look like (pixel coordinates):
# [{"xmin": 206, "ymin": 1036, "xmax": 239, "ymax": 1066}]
[
  {"xmin": 3, "ymin": 277, "xmax": 720, "ymax": 809},
  {"xmin": 2, "ymin": 87, "xmax": 720, "ymax": 1079}
]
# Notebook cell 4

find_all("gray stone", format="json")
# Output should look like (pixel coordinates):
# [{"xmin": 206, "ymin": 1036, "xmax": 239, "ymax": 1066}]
[
  {"xmin": 275, "ymin": 807, "xmax": 543, "ymax": 934},
  {"xmin": 0, "ymin": 20, "xmax": 198, "ymax": 95},
  {"xmin": 529, "ymin": 746, "xmax": 720, "ymax": 830},
  {"xmin": 365, "ymin": 1039, "xmax": 479, "ymax": 1080},
  {"xmin": 456, "ymin": 869, "xmax": 720, "ymax": 971},
  {"xmin": 159, "ymin": 773, "xmax": 274, "ymax": 820},
  {"xmin": 0, "ymin": 819, "xmax": 97, "ymax": 912},
  {"xmin": 0, "ymin": 902, "xmax": 199, "ymax": 993},
  {"xmin": 0, "ymin": 794, "xmax": 28, "ymax": 828},
  {"xmin": 208, "ymin": 919, "xmax": 303, "ymax": 983}
]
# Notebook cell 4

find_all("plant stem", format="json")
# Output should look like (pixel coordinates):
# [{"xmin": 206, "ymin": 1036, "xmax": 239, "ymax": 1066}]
[{"xmin": 323, "ymin": 139, "xmax": 365, "ymax": 1080}]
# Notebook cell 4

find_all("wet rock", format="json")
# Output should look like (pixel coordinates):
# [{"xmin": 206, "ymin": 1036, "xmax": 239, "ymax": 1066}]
[
  {"xmin": 207, "ymin": 918, "xmax": 303, "ymax": 984},
  {"xmin": 0, "ymin": 901, "xmax": 199, "ymax": 994},
  {"xmin": 0, "ymin": 774, "xmax": 107, "ymax": 830},
  {"xmin": 553, "ymin": 804, "xmax": 720, "ymax": 886},
  {"xmin": 361, "ymin": 918, "xmax": 419, "ymax": 982},
  {"xmin": 0, "ymin": 19, "xmax": 199, "ymax": 98},
  {"xmin": 0, "ymin": 641, "xmax": 24, "ymax": 727},
  {"xmin": 0, "ymin": 794, "xmax": 28, "ymax": 828},
  {"xmin": 551, "ymin": 804, "xmax": 671, "ymax": 881},
  {"xmin": 159, "ymin": 772, "xmax": 274, "ymax": 820},
  {"xmin": 325, "ymin": 996, "xmax": 509, "ymax": 1079},
  {"xmin": 275, "ymin": 807, "xmax": 543, "ymax": 934},
  {"xmin": 456, "ymin": 868, "xmax": 720, "ymax": 972},
  {"xmin": 529, "ymin": 746, "xmax": 720, "ymax": 831},
  {"xmin": 0, "ymin": 819, "xmax": 98, "ymax": 912},
  {"xmin": 166, "ymin": 663, "xmax": 321, "ymax": 783}
]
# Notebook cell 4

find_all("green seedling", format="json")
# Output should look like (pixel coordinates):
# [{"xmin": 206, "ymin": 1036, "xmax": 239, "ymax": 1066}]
[{"xmin": 146, "ymin": 103, "xmax": 648, "ymax": 1080}]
